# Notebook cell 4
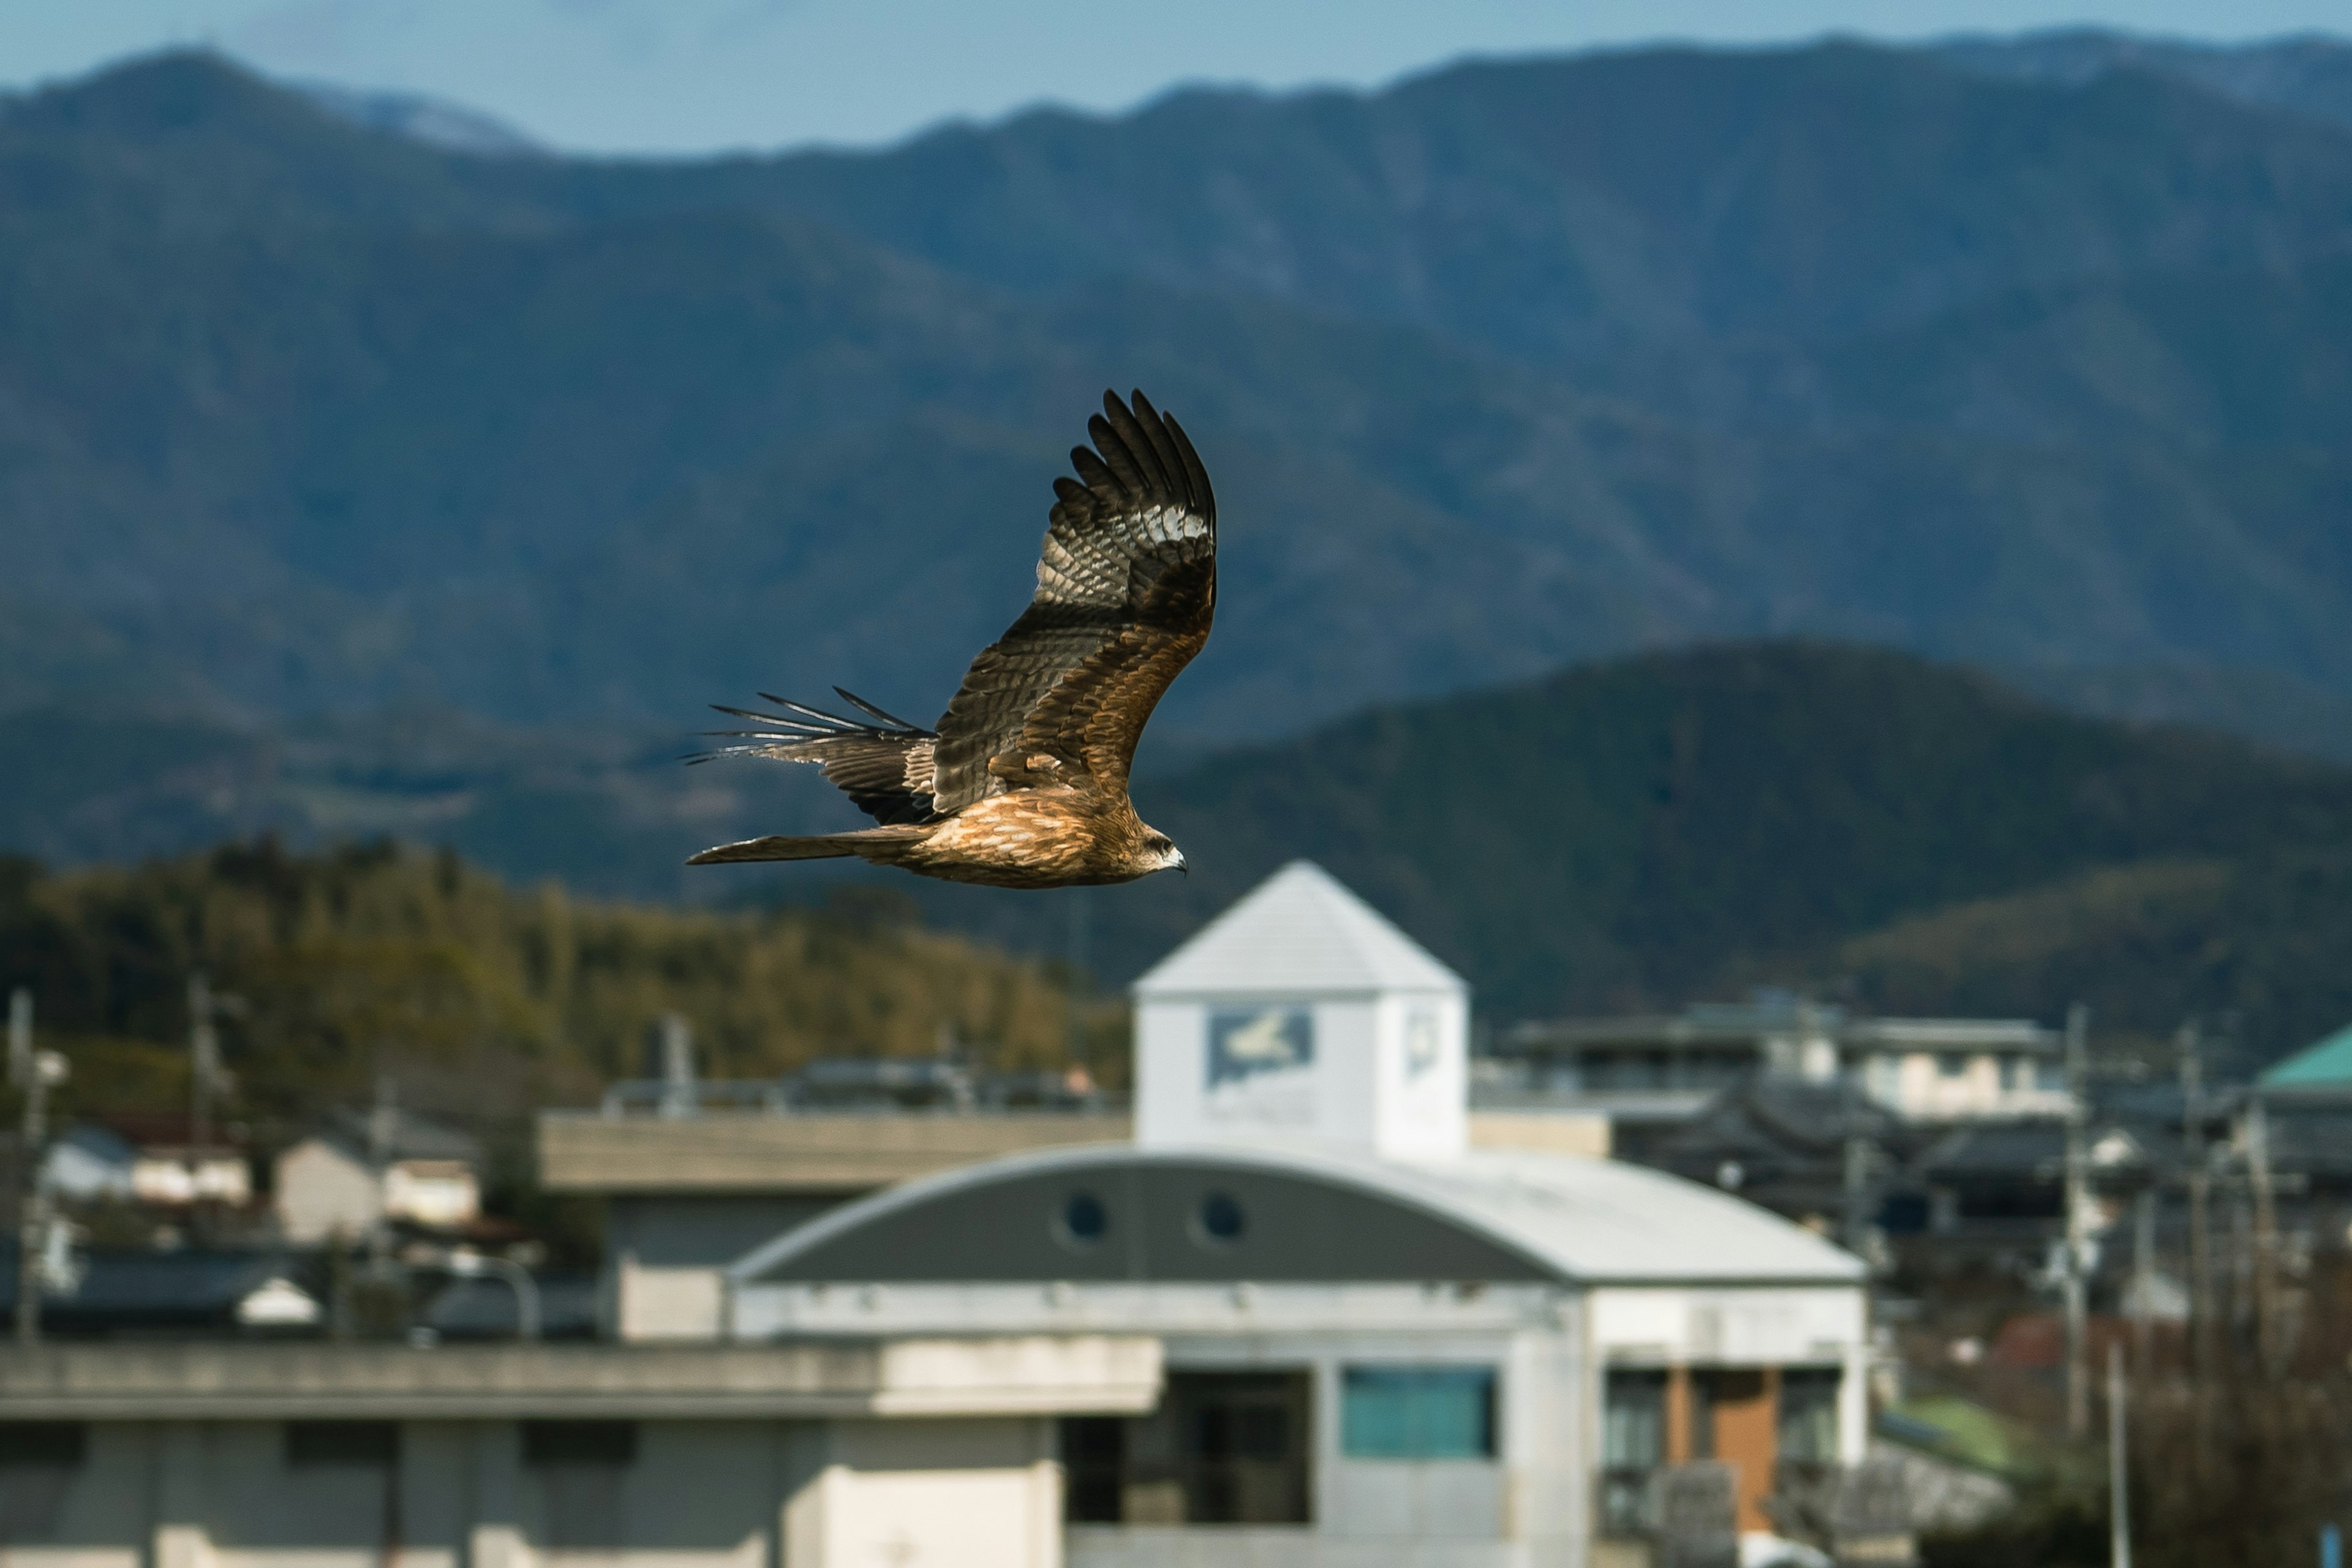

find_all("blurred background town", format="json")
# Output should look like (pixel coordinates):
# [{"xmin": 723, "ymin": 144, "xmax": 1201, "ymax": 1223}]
[{"xmin": 3, "ymin": 5, "xmax": 2352, "ymax": 1566}]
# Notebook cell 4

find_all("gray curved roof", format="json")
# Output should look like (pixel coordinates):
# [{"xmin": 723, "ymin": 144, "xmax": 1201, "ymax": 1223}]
[{"xmin": 730, "ymin": 1142, "xmax": 1863, "ymax": 1288}]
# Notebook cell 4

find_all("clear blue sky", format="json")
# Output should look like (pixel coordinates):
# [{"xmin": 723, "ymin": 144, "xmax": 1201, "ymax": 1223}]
[{"xmin": 7, "ymin": 0, "xmax": 2349, "ymax": 155}]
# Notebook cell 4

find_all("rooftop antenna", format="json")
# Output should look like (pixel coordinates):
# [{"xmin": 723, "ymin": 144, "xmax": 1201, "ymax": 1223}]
[
  {"xmin": 2062, "ymin": 1001, "xmax": 2091, "ymax": 1441},
  {"xmin": 12, "ymin": 989, "xmax": 67, "ymax": 1346},
  {"xmin": 187, "ymin": 974, "xmax": 241, "ymax": 1150},
  {"xmin": 658, "ymin": 1014, "xmax": 695, "ymax": 1120},
  {"xmin": 370, "ymin": 1073, "xmax": 398, "ymax": 1164}
]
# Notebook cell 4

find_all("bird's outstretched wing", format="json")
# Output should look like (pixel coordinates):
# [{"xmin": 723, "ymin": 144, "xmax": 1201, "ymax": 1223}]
[
  {"xmin": 691, "ymin": 690, "xmax": 938, "ymax": 826},
  {"xmin": 930, "ymin": 390, "xmax": 1216, "ymax": 813}
]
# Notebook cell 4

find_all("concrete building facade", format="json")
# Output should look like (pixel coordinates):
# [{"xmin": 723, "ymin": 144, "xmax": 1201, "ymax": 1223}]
[
  {"xmin": 726, "ymin": 1141, "xmax": 1868, "ymax": 1567},
  {"xmin": 0, "ymin": 1337, "xmax": 1156, "ymax": 1568}
]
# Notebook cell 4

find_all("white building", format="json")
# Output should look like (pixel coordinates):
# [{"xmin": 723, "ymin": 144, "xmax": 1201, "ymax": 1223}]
[
  {"xmin": 1500, "ymin": 1000, "xmax": 2071, "ymax": 1126},
  {"xmin": 274, "ymin": 1107, "xmax": 483, "ymax": 1243},
  {"xmin": 728, "ymin": 1140, "xmax": 1868, "ymax": 1564},
  {"xmin": 0, "ymin": 1338, "xmax": 1156, "ymax": 1568},
  {"xmin": 42, "ymin": 1123, "xmax": 252, "ymax": 1208},
  {"xmin": 722, "ymin": 861, "xmax": 1871, "ymax": 1565}
]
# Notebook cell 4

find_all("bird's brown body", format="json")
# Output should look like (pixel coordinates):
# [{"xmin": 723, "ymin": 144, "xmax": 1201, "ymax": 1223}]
[
  {"xmin": 687, "ymin": 390, "xmax": 1216, "ymax": 889},
  {"xmin": 894, "ymin": 790, "xmax": 1159, "ymax": 888}
]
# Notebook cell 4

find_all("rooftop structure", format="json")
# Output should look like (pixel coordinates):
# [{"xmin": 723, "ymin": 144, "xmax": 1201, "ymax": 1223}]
[
  {"xmin": 541, "ymin": 1044, "xmax": 1127, "ymax": 1341},
  {"xmin": 2258, "ymin": 1020, "xmax": 2352, "ymax": 1101},
  {"xmin": 1133, "ymin": 859, "xmax": 1470, "ymax": 1161},
  {"xmin": 1498, "ymin": 997, "xmax": 2070, "ymax": 1125}
]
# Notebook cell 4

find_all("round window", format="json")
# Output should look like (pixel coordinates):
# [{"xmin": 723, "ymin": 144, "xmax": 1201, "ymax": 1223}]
[
  {"xmin": 1196, "ymin": 1191, "xmax": 1246, "ymax": 1245},
  {"xmin": 1058, "ymin": 1191, "xmax": 1109, "ymax": 1248}
]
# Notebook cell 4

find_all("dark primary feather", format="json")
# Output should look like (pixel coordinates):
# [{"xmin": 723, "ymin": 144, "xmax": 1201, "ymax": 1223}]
[
  {"xmin": 930, "ymin": 388, "xmax": 1216, "ymax": 812},
  {"xmin": 692, "ymin": 692, "xmax": 938, "ymax": 826}
]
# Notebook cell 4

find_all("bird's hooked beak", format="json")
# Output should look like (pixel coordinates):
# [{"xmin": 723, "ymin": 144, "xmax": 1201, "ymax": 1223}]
[{"xmin": 1173, "ymin": 848, "xmax": 1189, "ymax": 876}]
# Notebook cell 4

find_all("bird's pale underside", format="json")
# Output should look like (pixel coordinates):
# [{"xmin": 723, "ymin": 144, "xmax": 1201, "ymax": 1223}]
[{"xmin": 686, "ymin": 390, "xmax": 1216, "ymax": 889}]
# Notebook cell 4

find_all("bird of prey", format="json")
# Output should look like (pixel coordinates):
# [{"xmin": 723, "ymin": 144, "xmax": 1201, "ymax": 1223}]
[{"xmin": 687, "ymin": 390, "xmax": 1215, "ymax": 889}]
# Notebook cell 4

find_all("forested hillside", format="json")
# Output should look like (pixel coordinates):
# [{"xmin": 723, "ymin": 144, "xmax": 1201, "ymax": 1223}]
[{"xmin": 0, "ymin": 839, "xmax": 1079, "ymax": 1129}]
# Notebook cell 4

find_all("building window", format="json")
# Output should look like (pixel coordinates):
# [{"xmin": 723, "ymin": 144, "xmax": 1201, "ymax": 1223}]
[
  {"xmin": 1778, "ymin": 1369, "xmax": 1842, "ymax": 1466},
  {"xmin": 1061, "ymin": 1417, "xmax": 1126, "ymax": 1523},
  {"xmin": 1058, "ymin": 1371, "xmax": 1310, "ymax": 1526},
  {"xmin": 1937, "ymin": 1052, "xmax": 1968, "ymax": 1078},
  {"xmin": 1057, "ymin": 1191, "xmax": 1110, "ymax": 1249},
  {"xmin": 1683, "ymin": 1051, "xmax": 1751, "ymax": 1091},
  {"xmin": 1600, "ymin": 1370, "xmax": 1666, "ymax": 1537},
  {"xmin": 0, "ymin": 1423, "xmax": 85, "ymax": 1468},
  {"xmin": 1205, "ymin": 1006, "xmax": 1314, "ymax": 1087},
  {"xmin": 1194, "ymin": 1191, "xmax": 1245, "ymax": 1245},
  {"xmin": 285, "ymin": 1422, "xmax": 398, "ymax": 1468},
  {"xmin": 2035, "ymin": 1059, "xmax": 2067, "ymax": 1092},
  {"xmin": 1340, "ymin": 1366, "xmax": 1496, "ymax": 1460},
  {"xmin": 524, "ymin": 1421, "xmax": 637, "ymax": 1467},
  {"xmin": 1585, "ymin": 1050, "xmax": 1667, "ymax": 1091}
]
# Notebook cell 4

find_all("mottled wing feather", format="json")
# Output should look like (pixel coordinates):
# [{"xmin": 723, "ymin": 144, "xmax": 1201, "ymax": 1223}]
[
  {"xmin": 695, "ymin": 696, "xmax": 938, "ymax": 825},
  {"xmin": 932, "ymin": 390, "xmax": 1216, "ymax": 812}
]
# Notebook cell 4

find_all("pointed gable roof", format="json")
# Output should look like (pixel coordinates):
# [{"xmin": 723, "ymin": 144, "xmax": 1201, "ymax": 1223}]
[
  {"xmin": 2260, "ymin": 1020, "xmax": 2352, "ymax": 1098},
  {"xmin": 1133, "ymin": 860, "xmax": 1464, "ymax": 998}
]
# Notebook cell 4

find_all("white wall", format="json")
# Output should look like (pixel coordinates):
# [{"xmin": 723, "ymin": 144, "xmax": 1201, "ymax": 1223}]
[
  {"xmin": 618, "ymin": 1262, "xmax": 726, "ymax": 1341},
  {"xmin": 1586, "ymin": 1286, "xmax": 1864, "ymax": 1369},
  {"xmin": 1067, "ymin": 1321, "xmax": 1583, "ymax": 1568},
  {"xmin": 0, "ymin": 1416, "xmax": 1064, "ymax": 1568},
  {"xmin": 791, "ymin": 1419, "xmax": 1060, "ymax": 1568},
  {"xmin": 273, "ymin": 1141, "xmax": 379, "ymax": 1245},
  {"xmin": 1135, "ymin": 988, "xmax": 1466, "ymax": 1161}
]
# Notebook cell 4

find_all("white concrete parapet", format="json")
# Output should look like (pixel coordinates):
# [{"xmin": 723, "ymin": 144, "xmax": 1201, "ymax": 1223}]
[{"xmin": 0, "ymin": 1335, "xmax": 1161, "ymax": 1419}]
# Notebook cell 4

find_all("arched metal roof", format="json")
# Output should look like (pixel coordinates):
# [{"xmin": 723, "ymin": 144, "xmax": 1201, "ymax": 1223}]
[{"xmin": 729, "ymin": 1142, "xmax": 1864, "ymax": 1289}]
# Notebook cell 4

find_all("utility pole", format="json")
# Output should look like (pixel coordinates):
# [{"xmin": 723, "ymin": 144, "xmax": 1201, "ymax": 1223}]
[
  {"xmin": 185, "ymin": 974, "xmax": 244, "ymax": 1148},
  {"xmin": 1065, "ymin": 886, "xmax": 1092, "ymax": 1069},
  {"xmin": 2244, "ymin": 1095, "xmax": 2282, "ymax": 1374},
  {"xmin": 2130, "ymin": 1187, "xmax": 2157, "ymax": 1373},
  {"xmin": 11, "ymin": 989, "xmax": 66, "ymax": 1347},
  {"xmin": 2179, "ymin": 1022, "xmax": 2214, "ymax": 1385},
  {"xmin": 368, "ymin": 1075, "xmax": 397, "ymax": 1284},
  {"xmin": 657, "ymin": 1014, "xmax": 695, "ymax": 1120},
  {"xmin": 2108, "ymin": 1341, "xmax": 2132, "ymax": 1568},
  {"xmin": 2064, "ymin": 1001, "xmax": 2092, "ymax": 1441},
  {"xmin": 1841, "ymin": 1076, "xmax": 1875, "ymax": 1261}
]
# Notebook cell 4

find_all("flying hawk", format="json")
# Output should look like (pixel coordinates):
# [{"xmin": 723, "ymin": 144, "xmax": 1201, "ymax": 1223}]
[{"xmin": 687, "ymin": 390, "xmax": 1215, "ymax": 889}]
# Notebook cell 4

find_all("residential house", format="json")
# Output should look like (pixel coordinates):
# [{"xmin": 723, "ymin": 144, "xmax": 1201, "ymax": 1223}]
[{"xmin": 274, "ymin": 1107, "xmax": 483, "ymax": 1244}]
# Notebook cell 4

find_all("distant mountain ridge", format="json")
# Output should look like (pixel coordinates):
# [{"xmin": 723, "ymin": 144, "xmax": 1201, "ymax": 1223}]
[
  {"xmin": 292, "ymin": 79, "xmax": 543, "ymax": 157},
  {"xmin": 12, "ymin": 34, "xmax": 2352, "ymax": 903},
  {"xmin": 1932, "ymin": 28, "xmax": 2352, "ymax": 130}
]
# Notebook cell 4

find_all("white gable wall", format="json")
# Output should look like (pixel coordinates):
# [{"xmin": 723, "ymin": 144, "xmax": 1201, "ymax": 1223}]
[
  {"xmin": 1134, "ymin": 989, "xmax": 1466, "ymax": 1160},
  {"xmin": 1133, "ymin": 862, "xmax": 1469, "ymax": 1163}
]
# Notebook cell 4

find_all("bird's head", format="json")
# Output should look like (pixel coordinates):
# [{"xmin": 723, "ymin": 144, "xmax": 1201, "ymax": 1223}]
[{"xmin": 1141, "ymin": 829, "xmax": 1188, "ymax": 876}]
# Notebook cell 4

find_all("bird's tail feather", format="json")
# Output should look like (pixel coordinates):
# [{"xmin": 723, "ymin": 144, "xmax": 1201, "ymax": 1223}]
[{"xmin": 687, "ymin": 824, "xmax": 931, "ymax": 866}]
